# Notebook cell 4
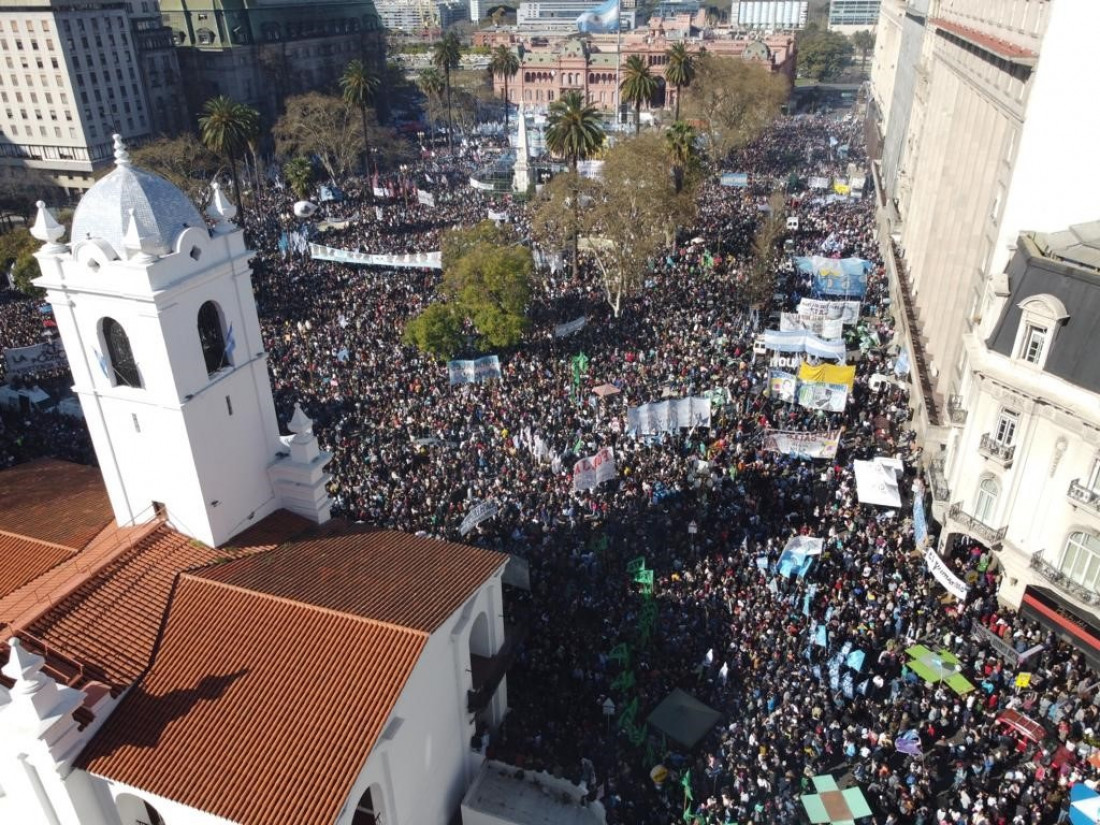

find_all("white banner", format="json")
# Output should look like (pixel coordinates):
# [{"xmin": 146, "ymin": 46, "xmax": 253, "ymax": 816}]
[
  {"xmin": 780, "ymin": 313, "xmax": 843, "ymax": 340},
  {"xmin": 797, "ymin": 298, "xmax": 861, "ymax": 325},
  {"xmin": 809, "ymin": 176, "xmax": 831, "ymax": 190},
  {"xmin": 554, "ymin": 316, "xmax": 587, "ymax": 338},
  {"xmin": 4, "ymin": 340, "xmax": 67, "ymax": 376},
  {"xmin": 417, "ymin": 189, "xmax": 435, "ymax": 207},
  {"xmin": 854, "ymin": 458, "xmax": 902, "ymax": 507},
  {"xmin": 447, "ymin": 355, "xmax": 502, "ymax": 385},
  {"xmin": 783, "ymin": 536, "xmax": 824, "ymax": 556},
  {"xmin": 459, "ymin": 500, "xmax": 499, "ymax": 536},
  {"xmin": 627, "ymin": 397, "xmax": 711, "ymax": 435},
  {"xmin": 309, "ymin": 243, "xmax": 442, "ymax": 270},
  {"xmin": 796, "ymin": 382, "xmax": 848, "ymax": 412},
  {"xmin": 573, "ymin": 446, "xmax": 616, "ymax": 492},
  {"xmin": 487, "ymin": 208, "xmax": 508, "ymax": 222},
  {"xmin": 763, "ymin": 330, "xmax": 846, "ymax": 361},
  {"xmin": 924, "ymin": 546, "xmax": 969, "ymax": 600},
  {"xmin": 762, "ymin": 429, "xmax": 841, "ymax": 459},
  {"xmin": 469, "ymin": 177, "xmax": 496, "ymax": 191}
]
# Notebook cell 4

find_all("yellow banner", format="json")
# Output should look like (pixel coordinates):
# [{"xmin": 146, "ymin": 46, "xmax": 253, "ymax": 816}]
[{"xmin": 799, "ymin": 362, "xmax": 855, "ymax": 391}]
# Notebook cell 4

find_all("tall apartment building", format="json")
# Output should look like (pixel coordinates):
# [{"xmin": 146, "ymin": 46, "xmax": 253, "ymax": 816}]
[
  {"xmin": 0, "ymin": 0, "xmax": 184, "ymax": 198},
  {"xmin": 828, "ymin": 0, "xmax": 880, "ymax": 33},
  {"xmin": 159, "ymin": 0, "xmax": 385, "ymax": 126},
  {"xmin": 869, "ymin": 0, "xmax": 1100, "ymax": 456}
]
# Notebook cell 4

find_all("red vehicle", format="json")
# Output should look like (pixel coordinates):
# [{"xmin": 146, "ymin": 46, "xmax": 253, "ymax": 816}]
[{"xmin": 997, "ymin": 710, "xmax": 1076, "ymax": 768}]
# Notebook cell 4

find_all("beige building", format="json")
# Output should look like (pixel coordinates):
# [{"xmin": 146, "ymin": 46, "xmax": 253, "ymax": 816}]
[
  {"xmin": 0, "ymin": 0, "xmax": 184, "ymax": 197},
  {"xmin": 870, "ymin": 0, "xmax": 1100, "ymax": 460}
]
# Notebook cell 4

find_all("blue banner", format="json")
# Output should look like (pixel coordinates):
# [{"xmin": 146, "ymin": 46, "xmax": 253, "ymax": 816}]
[
  {"xmin": 914, "ymin": 487, "xmax": 928, "ymax": 548},
  {"xmin": 577, "ymin": 0, "xmax": 619, "ymax": 32},
  {"xmin": 720, "ymin": 172, "xmax": 749, "ymax": 187}
]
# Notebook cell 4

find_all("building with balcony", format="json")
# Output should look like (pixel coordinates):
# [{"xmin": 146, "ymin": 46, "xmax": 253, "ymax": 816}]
[
  {"xmin": 869, "ymin": 0, "xmax": 1100, "ymax": 462},
  {"xmin": 158, "ymin": 0, "xmax": 384, "ymax": 126},
  {"xmin": 494, "ymin": 26, "xmax": 794, "ymax": 114},
  {"xmin": 0, "ymin": 0, "xmax": 165, "ymax": 198},
  {"xmin": 828, "ymin": 0, "xmax": 880, "ymax": 34},
  {"xmin": 941, "ymin": 222, "xmax": 1100, "ymax": 629}
]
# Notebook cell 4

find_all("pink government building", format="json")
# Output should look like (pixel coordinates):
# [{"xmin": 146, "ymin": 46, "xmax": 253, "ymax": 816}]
[{"xmin": 481, "ymin": 15, "xmax": 796, "ymax": 115}]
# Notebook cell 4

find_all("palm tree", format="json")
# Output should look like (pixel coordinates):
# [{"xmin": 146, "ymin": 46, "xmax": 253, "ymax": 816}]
[
  {"xmin": 418, "ymin": 68, "xmax": 445, "ymax": 137},
  {"xmin": 619, "ymin": 54, "xmax": 657, "ymax": 135},
  {"xmin": 665, "ymin": 121, "xmax": 697, "ymax": 194},
  {"xmin": 664, "ymin": 43, "xmax": 696, "ymax": 121},
  {"xmin": 431, "ymin": 32, "xmax": 462, "ymax": 153},
  {"xmin": 341, "ymin": 59, "xmax": 379, "ymax": 178},
  {"xmin": 545, "ymin": 90, "xmax": 604, "ymax": 275},
  {"xmin": 198, "ymin": 95, "xmax": 260, "ymax": 222},
  {"xmin": 488, "ymin": 45, "xmax": 520, "ymax": 135},
  {"xmin": 283, "ymin": 157, "xmax": 313, "ymax": 200}
]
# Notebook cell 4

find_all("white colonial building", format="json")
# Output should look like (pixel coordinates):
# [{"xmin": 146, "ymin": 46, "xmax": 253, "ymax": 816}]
[
  {"xmin": 939, "ymin": 222, "xmax": 1100, "ymax": 637},
  {"xmin": 0, "ymin": 141, "xmax": 515, "ymax": 825}
]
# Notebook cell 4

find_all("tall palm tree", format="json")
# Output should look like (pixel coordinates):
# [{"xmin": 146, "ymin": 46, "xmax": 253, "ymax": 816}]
[
  {"xmin": 488, "ymin": 44, "xmax": 520, "ymax": 135},
  {"xmin": 341, "ymin": 59, "xmax": 379, "ymax": 178},
  {"xmin": 664, "ymin": 43, "xmax": 696, "ymax": 121},
  {"xmin": 418, "ymin": 67, "xmax": 445, "ymax": 136},
  {"xmin": 431, "ymin": 32, "xmax": 462, "ymax": 153},
  {"xmin": 198, "ymin": 95, "xmax": 260, "ymax": 222},
  {"xmin": 545, "ymin": 90, "xmax": 604, "ymax": 275},
  {"xmin": 665, "ymin": 120, "xmax": 697, "ymax": 194},
  {"xmin": 619, "ymin": 54, "xmax": 657, "ymax": 135}
]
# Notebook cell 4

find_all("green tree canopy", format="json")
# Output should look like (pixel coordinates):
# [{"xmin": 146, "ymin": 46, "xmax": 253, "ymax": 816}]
[
  {"xmin": 432, "ymin": 32, "xmax": 462, "ymax": 152},
  {"xmin": 545, "ymin": 90, "xmax": 604, "ymax": 170},
  {"xmin": 851, "ymin": 30, "xmax": 875, "ymax": 66},
  {"xmin": 282, "ymin": 157, "xmax": 314, "ymax": 200},
  {"xmin": 404, "ymin": 303, "xmax": 464, "ymax": 360},
  {"xmin": 441, "ymin": 219, "xmax": 520, "ymax": 270},
  {"xmin": 619, "ymin": 54, "xmax": 658, "ymax": 135},
  {"xmin": 0, "ymin": 227, "xmax": 43, "ymax": 295},
  {"xmin": 797, "ymin": 28, "xmax": 855, "ymax": 81},
  {"xmin": 197, "ymin": 95, "xmax": 259, "ymax": 217},
  {"xmin": 489, "ymin": 45, "xmax": 521, "ymax": 133},
  {"xmin": 664, "ymin": 43, "xmax": 696, "ymax": 121},
  {"xmin": 681, "ymin": 55, "xmax": 788, "ymax": 160},
  {"xmin": 664, "ymin": 120, "xmax": 700, "ymax": 195},
  {"xmin": 341, "ymin": 59, "xmax": 380, "ymax": 178}
]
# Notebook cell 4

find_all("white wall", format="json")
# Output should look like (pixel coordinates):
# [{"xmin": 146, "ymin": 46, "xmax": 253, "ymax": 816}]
[{"xmin": 338, "ymin": 571, "xmax": 507, "ymax": 825}]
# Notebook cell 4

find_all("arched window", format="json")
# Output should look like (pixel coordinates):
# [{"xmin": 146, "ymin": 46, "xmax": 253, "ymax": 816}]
[
  {"xmin": 197, "ymin": 301, "xmax": 230, "ymax": 376},
  {"xmin": 351, "ymin": 786, "xmax": 383, "ymax": 825},
  {"xmin": 974, "ymin": 477, "xmax": 999, "ymax": 524},
  {"xmin": 1061, "ymin": 532, "xmax": 1100, "ymax": 593},
  {"xmin": 101, "ymin": 317, "xmax": 141, "ymax": 388}
]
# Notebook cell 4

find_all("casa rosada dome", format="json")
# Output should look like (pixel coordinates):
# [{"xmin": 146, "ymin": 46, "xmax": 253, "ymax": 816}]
[{"xmin": 70, "ymin": 134, "xmax": 205, "ymax": 258}]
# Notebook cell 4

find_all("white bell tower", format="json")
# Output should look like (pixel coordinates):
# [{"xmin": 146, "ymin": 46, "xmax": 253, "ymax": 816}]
[{"xmin": 32, "ymin": 135, "xmax": 331, "ymax": 547}]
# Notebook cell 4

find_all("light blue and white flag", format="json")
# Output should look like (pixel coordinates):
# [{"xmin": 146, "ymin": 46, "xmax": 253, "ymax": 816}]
[{"xmin": 577, "ymin": 0, "xmax": 620, "ymax": 33}]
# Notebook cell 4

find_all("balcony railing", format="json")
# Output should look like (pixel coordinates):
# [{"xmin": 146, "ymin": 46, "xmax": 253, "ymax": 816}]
[
  {"xmin": 948, "ymin": 502, "xmax": 1007, "ymax": 547},
  {"xmin": 929, "ymin": 458, "xmax": 950, "ymax": 503},
  {"xmin": 947, "ymin": 395, "xmax": 968, "ymax": 425},
  {"xmin": 979, "ymin": 433, "xmax": 1015, "ymax": 466},
  {"xmin": 1029, "ymin": 551, "xmax": 1100, "ymax": 606},
  {"xmin": 1068, "ymin": 479, "xmax": 1100, "ymax": 513}
]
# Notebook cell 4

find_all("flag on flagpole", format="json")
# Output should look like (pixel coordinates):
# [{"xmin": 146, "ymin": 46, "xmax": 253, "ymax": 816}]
[
  {"xmin": 93, "ymin": 348, "xmax": 108, "ymax": 378},
  {"xmin": 577, "ymin": 0, "xmax": 620, "ymax": 32},
  {"xmin": 224, "ymin": 323, "xmax": 236, "ymax": 362},
  {"xmin": 718, "ymin": 662, "xmax": 729, "ymax": 682}
]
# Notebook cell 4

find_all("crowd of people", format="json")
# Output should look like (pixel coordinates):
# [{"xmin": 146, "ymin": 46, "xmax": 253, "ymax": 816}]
[{"xmin": 1, "ymin": 111, "xmax": 1097, "ymax": 825}]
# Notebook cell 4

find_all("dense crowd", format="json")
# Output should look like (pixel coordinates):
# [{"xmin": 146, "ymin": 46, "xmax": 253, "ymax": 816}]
[{"xmin": 1, "ymin": 112, "xmax": 1097, "ymax": 825}]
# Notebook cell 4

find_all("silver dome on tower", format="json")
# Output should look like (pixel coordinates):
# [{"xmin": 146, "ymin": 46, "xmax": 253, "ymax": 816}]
[{"xmin": 69, "ymin": 135, "xmax": 205, "ymax": 259}]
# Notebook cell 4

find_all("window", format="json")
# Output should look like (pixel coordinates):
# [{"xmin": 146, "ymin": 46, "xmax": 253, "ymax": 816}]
[
  {"xmin": 1060, "ymin": 532, "xmax": 1100, "ymax": 594},
  {"xmin": 197, "ymin": 301, "xmax": 230, "ymax": 376},
  {"xmin": 994, "ymin": 410, "xmax": 1018, "ymax": 446},
  {"xmin": 1021, "ymin": 324, "xmax": 1046, "ymax": 364},
  {"xmin": 975, "ymin": 477, "xmax": 999, "ymax": 525},
  {"xmin": 101, "ymin": 317, "xmax": 142, "ymax": 388},
  {"xmin": 351, "ymin": 787, "xmax": 381, "ymax": 825}
]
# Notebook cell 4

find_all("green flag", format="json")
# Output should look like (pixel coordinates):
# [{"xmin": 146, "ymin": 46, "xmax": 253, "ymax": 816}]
[{"xmin": 681, "ymin": 768, "xmax": 693, "ymax": 801}]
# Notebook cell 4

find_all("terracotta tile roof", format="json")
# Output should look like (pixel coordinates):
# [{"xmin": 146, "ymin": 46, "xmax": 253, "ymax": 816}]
[
  {"xmin": 0, "ymin": 459, "xmax": 112, "ymax": 549},
  {"xmin": 198, "ymin": 527, "xmax": 508, "ymax": 632},
  {"xmin": 933, "ymin": 18, "xmax": 1038, "ymax": 62},
  {"xmin": 0, "ymin": 534, "xmax": 73, "ymax": 601},
  {"xmin": 78, "ymin": 575, "xmax": 427, "ymax": 825},
  {"xmin": 22, "ymin": 510, "xmax": 311, "ymax": 686}
]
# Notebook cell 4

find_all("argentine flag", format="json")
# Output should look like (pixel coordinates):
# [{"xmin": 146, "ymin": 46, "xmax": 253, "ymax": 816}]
[{"xmin": 577, "ymin": 0, "xmax": 620, "ymax": 33}]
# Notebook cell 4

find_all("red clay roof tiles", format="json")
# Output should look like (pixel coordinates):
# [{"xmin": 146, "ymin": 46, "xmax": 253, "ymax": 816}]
[
  {"xmin": 23, "ymin": 510, "xmax": 311, "ymax": 686},
  {"xmin": 0, "ymin": 459, "xmax": 112, "ymax": 549},
  {"xmin": 933, "ymin": 18, "xmax": 1038, "ymax": 61},
  {"xmin": 0, "ymin": 534, "xmax": 73, "ymax": 601},
  {"xmin": 198, "ymin": 527, "xmax": 508, "ymax": 632},
  {"xmin": 78, "ymin": 575, "xmax": 427, "ymax": 825}
]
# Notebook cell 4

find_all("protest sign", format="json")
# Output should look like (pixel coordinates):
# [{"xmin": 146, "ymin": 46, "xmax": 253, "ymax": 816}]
[
  {"xmin": 573, "ymin": 446, "xmax": 617, "ymax": 492},
  {"xmin": 448, "ymin": 355, "xmax": 502, "ymax": 385},
  {"xmin": 459, "ymin": 500, "xmax": 499, "ymax": 536}
]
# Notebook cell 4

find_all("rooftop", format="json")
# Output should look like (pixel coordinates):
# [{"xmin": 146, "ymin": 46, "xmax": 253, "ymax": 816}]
[
  {"xmin": 77, "ymin": 575, "xmax": 427, "ymax": 825},
  {"xmin": 1033, "ymin": 221, "xmax": 1100, "ymax": 274},
  {"xmin": 462, "ymin": 761, "xmax": 607, "ymax": 825},
  {"xmin": 0, "ymin": 459, "xmax": 111, "ymax": 550},
  {"xmin": 198, "ymin": 525, "xmax": 508, "ymax": 633},
  {"xmin": 932, "ymin": 18, "xmax": 1038, "ymax": 65}
]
